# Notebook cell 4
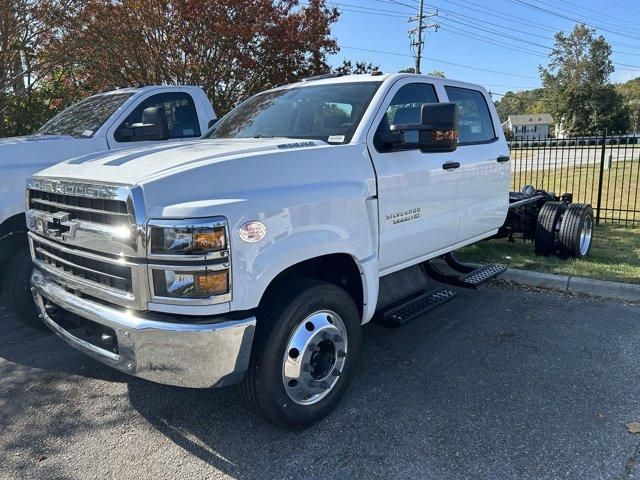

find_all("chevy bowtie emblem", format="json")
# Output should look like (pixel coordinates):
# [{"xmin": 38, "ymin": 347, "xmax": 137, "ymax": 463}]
[{"xmin": 38, "ymin": 212, "xmax": 79, "ymax": 241}]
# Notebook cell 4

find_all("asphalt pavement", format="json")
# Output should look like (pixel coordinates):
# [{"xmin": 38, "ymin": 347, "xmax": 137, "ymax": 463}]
[{"xmin": 1, "ymin": 284, "xmax": 640, "ymax": 480}]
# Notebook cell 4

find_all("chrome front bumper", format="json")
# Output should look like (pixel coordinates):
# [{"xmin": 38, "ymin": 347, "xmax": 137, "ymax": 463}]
[{"xmin": 31, "ymin": 269, "xmax": 256, "ymax": 388}]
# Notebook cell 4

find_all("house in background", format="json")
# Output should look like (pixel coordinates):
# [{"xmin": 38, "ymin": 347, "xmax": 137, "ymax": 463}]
[{"xmin": 502, "ymin": 114, "xmax": 554, "ymax": 140}]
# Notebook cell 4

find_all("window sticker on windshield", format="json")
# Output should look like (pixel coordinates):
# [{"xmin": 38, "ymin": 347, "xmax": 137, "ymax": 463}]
[
  {"xmin": 183, "ymin": 129, "xmax": 195, "ymax": 136},
  {"xmin": 328, "ymin": 135, "xmax": 345, "ymax": 144},
  {"xmin": 82, "ymin": 130, "xmax": 93, "ymax": 137}
]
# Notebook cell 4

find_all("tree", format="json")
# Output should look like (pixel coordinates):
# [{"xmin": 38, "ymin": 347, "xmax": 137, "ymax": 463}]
[
  {"xmin": 0, "ymin": 1, "xmax": 82, "ymax": 136},
  {"xmin": 616, "ymin": 76, "xmax": 640, "ymax": 132},
  {"xmin": 539, "ymin": 24, "xmax": 629, "ymax": 133},
  {"xmin": 397, "ymin": 68, "xmax": 444, "ymax": 76},
  {"xmin": 494, "ymin": 89, "xmax": 546, "ymax": 123},
  {"xmin": 55, "ymin": 0, "xmax": 340, "ymax": 115},
  {"xmin": 333, "ymin": 60, "xmax": 378, "ymax": 75}
]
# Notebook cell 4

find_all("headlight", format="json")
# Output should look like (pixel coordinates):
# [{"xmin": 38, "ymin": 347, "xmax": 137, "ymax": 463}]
[
  {"xmin": 149, "ymin": 220, "xmax": 227, "ymax": 256},
  {"xmin": 152, "ymin": 269, "xmax": 229, "ymax": 298},
  {"xmin": 147, "ymin": 217, "xmax": 231, "ymax": 304}
]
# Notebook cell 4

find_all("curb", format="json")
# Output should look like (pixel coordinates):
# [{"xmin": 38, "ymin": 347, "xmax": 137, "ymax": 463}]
[{"xmin": 498, "ymin": 268, "xmax": 640, "ymax": 303}]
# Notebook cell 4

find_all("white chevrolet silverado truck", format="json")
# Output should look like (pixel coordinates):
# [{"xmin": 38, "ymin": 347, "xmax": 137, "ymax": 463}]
[
  {"xmin": 0, "ymin": 85, "xmax": 216, "ymax": 326},
  {"xmin": 24, "ymin": 73, "xmax": 594, "ymax": 429}
]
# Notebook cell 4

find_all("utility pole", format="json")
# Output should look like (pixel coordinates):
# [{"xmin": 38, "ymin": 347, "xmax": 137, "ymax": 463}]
[{"xmin": 409, "ymin": 2, "xmax": 439, "ymax": 74}]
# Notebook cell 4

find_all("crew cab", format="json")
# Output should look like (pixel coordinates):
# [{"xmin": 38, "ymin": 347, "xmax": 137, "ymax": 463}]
[
  {"xmin": 0, "ymin": 85, "xmax": 216, "ymax": 326},
  {"xmin": 24, "ymin": 73, "xmax": 592, "ymax": 429}
]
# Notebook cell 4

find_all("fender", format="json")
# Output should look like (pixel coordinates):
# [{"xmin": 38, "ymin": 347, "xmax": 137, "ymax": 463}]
[{"xmin": 230, "ymin": 192, "xmax": 379, "ymax": 321}]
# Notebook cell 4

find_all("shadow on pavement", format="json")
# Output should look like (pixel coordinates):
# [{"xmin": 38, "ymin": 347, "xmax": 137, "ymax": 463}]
[
  {"xmin": 3, "ymin": 287, "xmax": 640, "ymax": 479},
  {"xmin": 0, "ymin": 303, "xmax": 125, "ymax": 383},
  {"xmin": 126, "ymin": 288, "xmax": 640, "ymax": 479}
]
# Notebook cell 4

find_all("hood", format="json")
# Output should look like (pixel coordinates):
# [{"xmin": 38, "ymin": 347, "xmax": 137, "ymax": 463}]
[
  {"xmin": 0, "ymin": 135, "xmax": 82, "ymax": 147},
  {"xmin": 35, "ymin": 138, "xmax": 327, "ymax": 185},
  {"xmin": 0, "ymin": 134, "xmax": 76, "ymax": 145},
  {"xmin": 0, "ymin": 134, "xmax": 106, "ymax": 171}
]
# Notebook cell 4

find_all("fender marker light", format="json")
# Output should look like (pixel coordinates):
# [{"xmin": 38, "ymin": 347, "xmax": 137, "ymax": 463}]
[{"xmin": 239, "ymin": 221, "xmax": 267, "ymax": 243}]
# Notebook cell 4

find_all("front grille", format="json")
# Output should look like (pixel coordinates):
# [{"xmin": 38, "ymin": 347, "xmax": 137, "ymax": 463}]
[
  {"xmin": 27, "ymin": 179, "xmax": 146, "ymax": 309},
  {"xmin": 33, "ymin": 238, "xmax": 133, "ymax": 292},
  {"xmin": 29, "ymin": 190, "xmax": 130, "ymax": 226}
]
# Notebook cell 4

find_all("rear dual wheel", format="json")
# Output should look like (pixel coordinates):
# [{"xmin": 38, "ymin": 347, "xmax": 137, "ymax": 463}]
[
  {"xmin": 558, "ymin": 203, "xmax": 594, "ymax": 258},
  {"xmin": 534, "ymin": 201, "xmax": 594, "ymax": 258},
  {"xmin": 534, "ymin": 201, "xmax": 566, "ymax": 256},
  {"xmin": 239, "ymin": 279, "xmax": 361, "ymax": 430}
]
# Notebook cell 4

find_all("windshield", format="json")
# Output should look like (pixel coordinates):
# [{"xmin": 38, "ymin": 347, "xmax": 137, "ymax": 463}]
[
  {"xmin": 205, "ymin": 82, "xmax": 382, "ymax": 144},
  {"xmin": 37, "ymin": 92, "xmax": 134, "ymax": 137}
]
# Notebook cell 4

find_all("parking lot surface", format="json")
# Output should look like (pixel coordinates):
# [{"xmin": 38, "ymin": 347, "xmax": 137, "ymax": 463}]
[{"xmin": 1, "ymin": 284, "xmax": 640, "ymax": 480}]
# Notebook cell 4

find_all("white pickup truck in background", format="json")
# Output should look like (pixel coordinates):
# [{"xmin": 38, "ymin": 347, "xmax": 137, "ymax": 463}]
[{"xmin": 0, "ymin": 85, "xmax": 216, "ymax": 324}]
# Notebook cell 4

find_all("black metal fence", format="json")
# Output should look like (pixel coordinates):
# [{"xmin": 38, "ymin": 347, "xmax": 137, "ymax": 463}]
[{"xmin": 509, "ymin": 133, "xmax": 640, "ymax": 227}]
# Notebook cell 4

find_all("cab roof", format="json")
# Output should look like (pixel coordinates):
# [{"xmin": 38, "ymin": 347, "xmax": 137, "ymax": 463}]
[{"xmin": 276, "ymin": 73, "xmax": 487, "ymax": 94}]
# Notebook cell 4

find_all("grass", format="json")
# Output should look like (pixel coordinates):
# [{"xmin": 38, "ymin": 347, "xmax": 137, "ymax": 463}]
[
  {"xmin": 511, "ymin": 161, "xmax": 639, "ymax": 224},
  {"xmin": 457, "ymin": 223, "xmax": 640, "ymax": 285}
]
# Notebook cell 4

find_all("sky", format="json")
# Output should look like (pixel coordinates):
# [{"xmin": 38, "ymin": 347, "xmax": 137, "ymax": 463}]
[{"xmin": 324, "ymin": 0, "xmax": 640, "ymax": 97}]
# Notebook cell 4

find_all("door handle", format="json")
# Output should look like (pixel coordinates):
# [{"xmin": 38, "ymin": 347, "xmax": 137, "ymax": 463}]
[
  {"xmin": 442, "ymin": 162, "xmax": 460, "ymax": 171},
  {"xmin": 497, "ymin": 155, "xmax": 510, "ymax": 163}
]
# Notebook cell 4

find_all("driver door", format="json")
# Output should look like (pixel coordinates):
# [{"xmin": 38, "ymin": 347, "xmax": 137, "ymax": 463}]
[{"xmin": 367, "ymin": 80, "xmax": 461, "ymax": 273}]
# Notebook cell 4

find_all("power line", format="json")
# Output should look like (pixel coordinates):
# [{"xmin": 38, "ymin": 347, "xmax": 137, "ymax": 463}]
[
  {"xmin": 559, "ymin": 0, "xmax": 640, "ymax": 29},
  {"xmin": 505, "ymin": 0, "xmax": 640, "ymax": 44},
  {"xmin": 422, "ymin": 1, "xmax": 555, "ymax": 44},
  {"xmin": 483, "ymin": 83, "xmax": 540, "ymax": 89},
  {"xmin": 339, "ymin": 45, "xmax": 541, "ymax": 79},
  {"xmin": 319, "ymin": 2, "xmax": 408, "ymax": 18},
  {"xmin": 422, "ymin": 1, "xmax": 640, "ymax": 59},
  {"xmin": 383, "ymin": 0, "xmax": 417, "ymax": 10},
  {"xmin": 489, "ymin": 91, "xmax": 558, "ymax": 105},
  {"xmin": 322, "ymin": 1, "xmax": 640, "ymax": 77},
  {"xmin": 438, "ymin": 23, "xmax": 548, "ymax": 58},
  {"xmin": 533, "ymin": 0, "xmax": 640, "ymax": 33},
  {"xmin": 328, "ymin": 0, "xmax": 640, "ymax": 70},
  {"xmin": 433, "ymin": 13, "xmax": 552, "ymax": 50},
  {"xmin": 421, "ymin": 0, "xmax": 640, "ymax": 50},
  {"xmin": 440, "ymin": 0, "xmax": 560, "ymax": 34}
]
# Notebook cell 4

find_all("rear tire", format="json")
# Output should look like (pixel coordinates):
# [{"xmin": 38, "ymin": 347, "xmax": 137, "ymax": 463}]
[
  {"xmin": 558, "ymin": 203, "xmax": 594, "ymax": 258},
  {"xmin": 534, "ymin": 201, "xmax": 566, "ymax": 256},
  {"xmin": 239, "ymin": 279, "xmax": 361, "ymax": 430},
  {"xmin": 1, "ymin": 245, "xmax": 47, "ymax": 331}
]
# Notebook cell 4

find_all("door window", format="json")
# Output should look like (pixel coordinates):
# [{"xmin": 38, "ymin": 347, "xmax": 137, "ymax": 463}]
[
  {"xmin": 444, "ymin": 86, "xmax": 496, "ymax": 145},
  {"xmin": 374, "ymin": 83, "xmax": 438, "ymax": 151},
  {"xmin": 114, "ymin": 92, "xmax": 200, "ymax": 142}
]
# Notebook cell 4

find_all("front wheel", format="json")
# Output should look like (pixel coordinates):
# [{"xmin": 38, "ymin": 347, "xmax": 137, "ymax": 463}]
[
  {"xmin": 239, "ymin": 280, "xmax": 362, "ymax": 430},
  {"xmin": 1, "ymin": 245, "xmax": 47, "ymax": 331}
]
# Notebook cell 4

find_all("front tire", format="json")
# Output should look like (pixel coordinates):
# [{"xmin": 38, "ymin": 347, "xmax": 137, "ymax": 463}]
[
  {"xmin": 1, "ymin": 245, "xmax": 47, "ymax": 331},
  {"xmin": 239, "ymin": 279, "xmax": 362, "ymax": 430}
]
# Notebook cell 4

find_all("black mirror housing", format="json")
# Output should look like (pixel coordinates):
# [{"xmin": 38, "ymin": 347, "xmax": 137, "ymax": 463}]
[
  {"xmin": 388, "ymin": 102, "xmax": 458, "ymax": 153},
  {"xmin": 121, "ymin": 107, "xmax": 170, "ymax": 142}
]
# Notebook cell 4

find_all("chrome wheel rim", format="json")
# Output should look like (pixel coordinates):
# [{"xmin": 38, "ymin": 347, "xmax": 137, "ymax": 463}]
[
  {"xmin": 580, "ymin": 215, "xmax": 593, "ymax": 256},
  {"xmin": 282, "ymin": 310, "xmax": 348, "ymax": 406}
]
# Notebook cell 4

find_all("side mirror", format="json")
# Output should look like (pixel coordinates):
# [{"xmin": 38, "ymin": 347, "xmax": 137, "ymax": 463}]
[
  {"xmin": 119, "ymin": 107, "xmax": 169, "ymax": 142},
  {"xmin": 388, "ymin": 103, "xmax": 458, "ymax": 153},
  {"xmin": 208, "ymin": 118, "xmax": 218, "ymax": 129}
]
